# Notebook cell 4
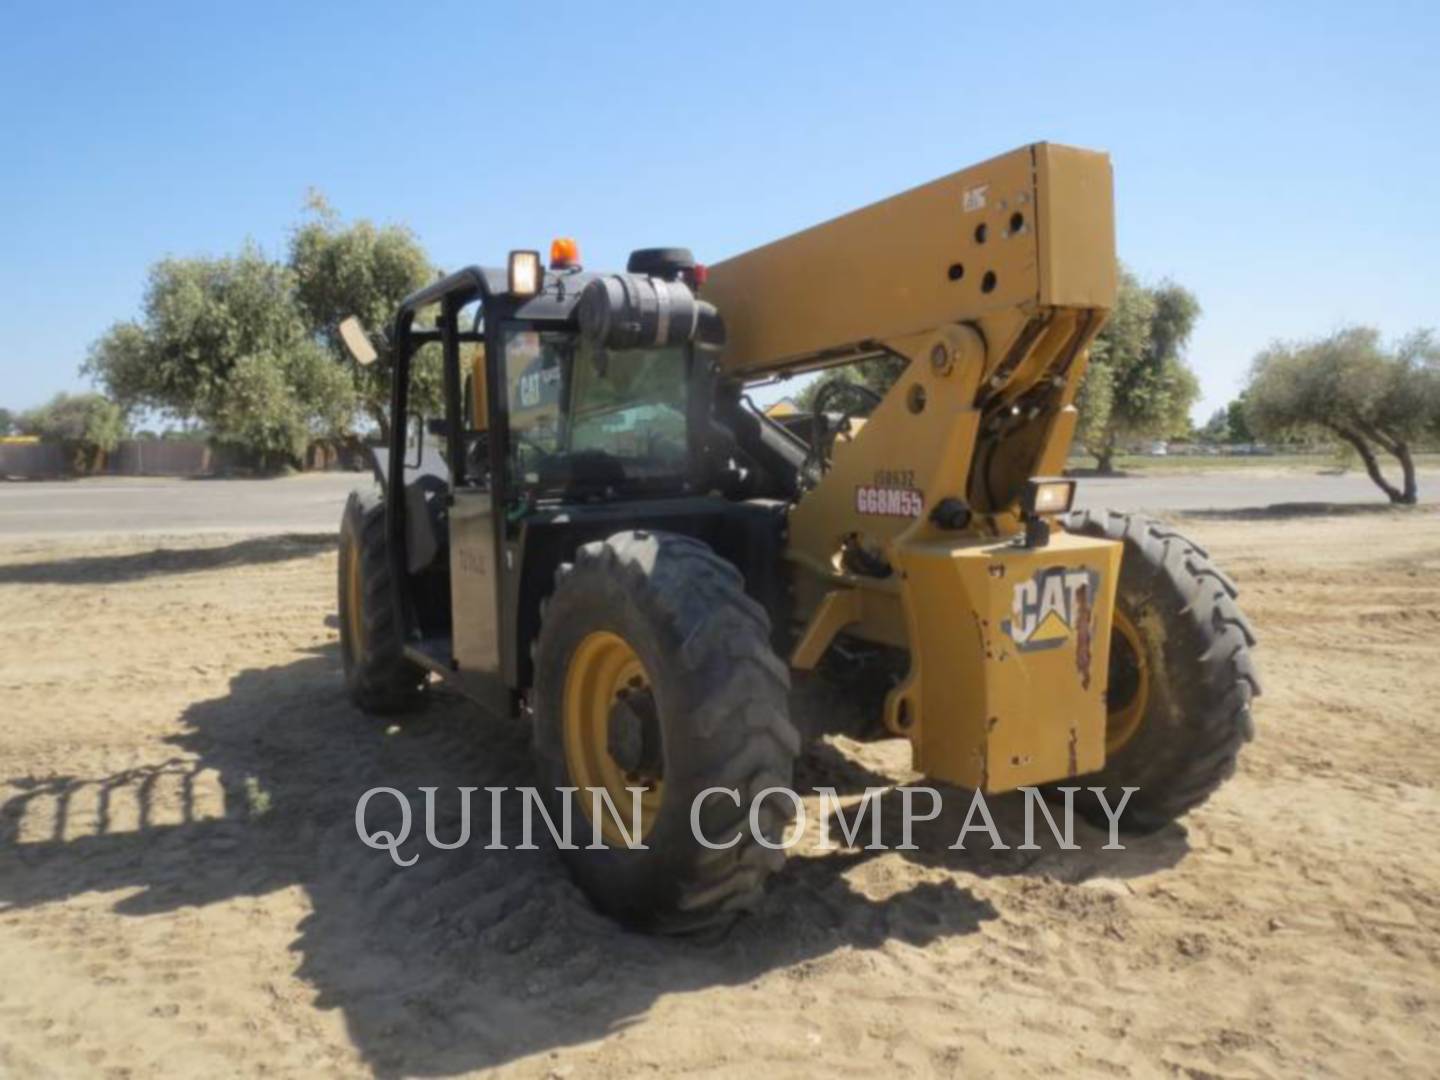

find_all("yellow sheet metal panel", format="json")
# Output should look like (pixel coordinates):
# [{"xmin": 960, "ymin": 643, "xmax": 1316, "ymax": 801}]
[
  {"xmin": 1035, "ymin": 144, "xmax": 1117, "ymax": 310},
  {"xmin": 787, "ymin": 563, "xmax": 910, "ymax": 650},
  {"xmin": 788, "ymin": 588, "xmax": 865, "ymax": 670},
  {"xmin": 705, "ymin": 145, "xmax": 1042, "ymax": 377},
  {"xmin": 888, "ymin": 531, "xmax": 1121, "ymax": 792},
  {"xmin": 703, "ymin": 142, "xmax": 1112, "ymax": 378},
  {"xmin": 786, "ymin": 324, "xmax": 986, "ymax": 574}
]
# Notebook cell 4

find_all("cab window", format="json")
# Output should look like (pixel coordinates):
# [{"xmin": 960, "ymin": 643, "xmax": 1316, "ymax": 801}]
[
  {"xmin": 500, "ymin": 324, "xmax": 690, "ymax": 497},
  {"xmin": 567, "ymin": 339, "xmax": 688, "ymax": 477},
  {"xmin": 502, "ymin": 327, "xmax": 568, "ymax": 486}
]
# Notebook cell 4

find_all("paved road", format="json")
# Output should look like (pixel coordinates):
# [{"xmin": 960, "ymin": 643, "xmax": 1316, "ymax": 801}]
[
  {"xmin": 0, "ymin": 468, "xmax": 1432, "ymax": 538},
  {"xmin": 0, "ymin": 474, "xmax": 368, "ymax": 538},
  {"xmin": 1073, "ymin": 469, "xmax": 1436, "ymax": 513}
]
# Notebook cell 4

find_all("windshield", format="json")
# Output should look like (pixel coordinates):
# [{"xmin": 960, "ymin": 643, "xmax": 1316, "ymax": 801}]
[{"xmin": 501, "ymin": 325, "xmax": 689, "ymax": 497}]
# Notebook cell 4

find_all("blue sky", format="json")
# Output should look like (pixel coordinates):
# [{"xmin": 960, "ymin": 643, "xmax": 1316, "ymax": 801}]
[{"xmin": 2, "ymin": 1, "xmax": 1436, "ymax": 420}]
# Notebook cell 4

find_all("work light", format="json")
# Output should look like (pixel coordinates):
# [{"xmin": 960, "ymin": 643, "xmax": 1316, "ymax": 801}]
[
  {"xmin": 508, "ymin": 250, "xmax": 541, "ymax": 297},
  {"xmin": 1020, "ymin": 477, "xmax": 1076, "ymax": 548},
  {"xmin": 1023, "ymin": 477, "xmax": 1076, "ymax": 516}
]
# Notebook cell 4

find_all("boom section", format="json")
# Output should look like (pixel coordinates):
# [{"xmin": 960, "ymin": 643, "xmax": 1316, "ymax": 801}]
[{"xmin": 709, "ymin": 144, "xmax": 1123, "ymax": 794}]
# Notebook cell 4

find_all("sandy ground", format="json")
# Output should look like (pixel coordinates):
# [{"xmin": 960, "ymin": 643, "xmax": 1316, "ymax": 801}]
[{"xmin": 1, "ymin": 506, "xmax": 1438, "ymax": 1077}]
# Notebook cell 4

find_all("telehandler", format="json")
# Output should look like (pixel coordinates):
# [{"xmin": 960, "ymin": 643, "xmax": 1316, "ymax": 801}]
[{"xmin": 336, "ymin": 143, "xmax": 1259, "ymax": 932}]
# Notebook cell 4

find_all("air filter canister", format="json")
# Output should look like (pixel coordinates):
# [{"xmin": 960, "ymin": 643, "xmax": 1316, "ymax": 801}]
[{"xmin": 576, "ymin": 274, "xmax": 701, "ymax": 351}]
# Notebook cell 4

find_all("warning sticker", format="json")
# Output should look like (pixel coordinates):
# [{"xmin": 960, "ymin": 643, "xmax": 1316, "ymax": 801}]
[{"xmin": 855, "ymin": 486, "xmax": 923, "ymax": 518}]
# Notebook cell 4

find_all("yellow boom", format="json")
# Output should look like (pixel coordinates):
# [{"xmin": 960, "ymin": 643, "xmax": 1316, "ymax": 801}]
[{"xmin": 709, "ymin": 144, "xmax": 1123, "ymax": 792}]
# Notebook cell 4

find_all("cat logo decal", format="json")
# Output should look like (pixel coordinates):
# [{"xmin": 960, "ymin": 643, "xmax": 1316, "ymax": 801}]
[{"xmin": 1002, "ymin": 567, "xmax": 1099, "ymax": 653}]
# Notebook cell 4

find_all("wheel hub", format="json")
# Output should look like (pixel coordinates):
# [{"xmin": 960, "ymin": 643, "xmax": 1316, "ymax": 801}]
[
  {"xmin": 607, "ymin": 686, "xmax": 662, "ymax": 778},
  {"xmin": 1105, "ymin": 608, "xmax": 1150, "ymax": 755},
  {"xmin": 562, "ymin": 630, "xmax": 666, "ymax": 843}
]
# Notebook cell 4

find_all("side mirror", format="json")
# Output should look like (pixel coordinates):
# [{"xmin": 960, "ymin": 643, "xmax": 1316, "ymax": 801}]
[{"xmin": 338, "ymin": 316, "xmax": 379, "ymax": 366}]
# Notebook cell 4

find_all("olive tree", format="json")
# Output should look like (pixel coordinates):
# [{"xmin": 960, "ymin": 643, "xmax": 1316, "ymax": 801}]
[
  {"xmin": 289, "ymin": 193, "xmax": 440, "ymax": 437},
  {"xmin": 1077, "ymin": 269, "xmax": 1202, "ymax": 472},
  {"xmin": 1246, "ymin": 327, "xmax": 1438, "ymax": 504},
  {"xmin": 1197, "ymin": 407, "xmax": 1230, "ymax": 444},
  {"xmin": 20, "ymin": 392, "xmax": 127, "ymax": 472},
  {"xmin": 208, "ymin": 343, "xmax": 357, "ymax": 471},
  {"xmin": 1197, "ymin": 394, "xmax": 1255, "ymax": 445},
  {"xmin": 85, "ymin": 245, "xmax": 357, "ymax": 470},
  {"xmin": 1226, "ymin": 395, "xmax": 1254, "ymax": 444}
]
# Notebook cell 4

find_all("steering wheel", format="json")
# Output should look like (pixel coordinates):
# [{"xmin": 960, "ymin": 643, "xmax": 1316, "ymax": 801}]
[{"xmin": 808, "ymin": 376, "xmax": 884, "ymax": 476}]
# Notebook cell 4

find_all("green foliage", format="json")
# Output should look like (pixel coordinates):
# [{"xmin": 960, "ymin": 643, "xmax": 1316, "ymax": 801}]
[
  {"xmin": 210, "ymin": 342, "xmax": 355, "ymax": 469},
  {"xmin": 1077, "ymin": 268, "xmax": 1202, "ymax": 471},
  {"xmin": 83, "ymin": 321, "xmax": 151, "ymax": 410},
  {"xmin": 1246, "ymin": 326, "xmax": 1438, "ymax": 503},
  {"xmin": 1197, "ymin": 407, "xmax": 1229, "ymax": 444},
  {"xmin": 0, "ymin": 407, "xmax": 15, "ymax": 436},
  {"xmin": 85, "ymin": 245, "xmax": 357, "ymax": 470},
  {"xmin": 19, "ymin": 392, "xmax": 127, "ymax": 471},
  {"xmin": 1226, "ymin": 395, "xmax": 1253, "ymax": 443},
  {"xmin": 83, "ymin": 193, "xmax": 446, "ymax": 467},
  {"xmin": 289, "ymin": 193, "xmax": 440, "ymax": 432},
  {"xmin": 1073, "ymin": 358, "xmax": 1115, "ymax": 456},
  {"xmin": 1197, "ymin": 394, "xmax": 1256, "ymax": 445},
  {"xmin": 1398, "ymin": 329, "xmax": 1440, "ymax": 442}
]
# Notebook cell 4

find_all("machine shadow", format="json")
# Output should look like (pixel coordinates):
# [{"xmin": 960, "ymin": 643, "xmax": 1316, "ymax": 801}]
[
  {"xmin": 1178, "ymin": 501, "xmax": 1426, "ymax": 522},
  {"xmin": 0, "ymin": 643, "xmax": 1181, "ymax": 1075},
  {"xmin": 795, "ymin": 737, "xmax": 1191, "ymax": 884},
  {"xmin": 0, "ymin": 533, "xmax": 336, "ymax": 586}
]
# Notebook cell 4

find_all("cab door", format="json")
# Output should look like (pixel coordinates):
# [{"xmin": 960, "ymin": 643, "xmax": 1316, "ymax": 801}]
[{"xmin": 443, "ymin": 300, "xmax": 506, "ymax": 712}]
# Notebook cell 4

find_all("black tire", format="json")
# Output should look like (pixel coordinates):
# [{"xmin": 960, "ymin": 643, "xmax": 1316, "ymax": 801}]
[
  {"xmin": 338, "ymin": 489, "xmax": 426, "ymax": 714},
  {"xmin": 531, "ymin": 530, "xmax": 799, "ymax": 934},
  {"xmin": 1061, "ymin": 509, "xmax": 1260, "ymax": 832}
]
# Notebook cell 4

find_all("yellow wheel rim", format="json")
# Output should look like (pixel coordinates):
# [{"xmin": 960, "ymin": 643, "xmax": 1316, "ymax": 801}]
[
  {"xmin": 562, "ymin": 631, "xmax": 665, "ymax": 844},
  {"xmin": 1106, "ymin": 608, "xmax": 1150, "ymax": 756},
  {"xmin": 345, "ymin": 543, "xmax": 365, "ymax": 658}
]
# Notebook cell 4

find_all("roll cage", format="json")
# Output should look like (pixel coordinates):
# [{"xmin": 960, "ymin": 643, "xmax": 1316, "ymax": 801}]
[
  {"xmin": 382, "ymin": 266, "xmax": 585, "ymax": 661},
  {"xmin": 378, "ymin": 264, "xmax": 744, "ymax": 700}
]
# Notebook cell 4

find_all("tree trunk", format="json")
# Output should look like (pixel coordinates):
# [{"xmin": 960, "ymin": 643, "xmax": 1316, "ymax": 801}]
[
  {"xmin": 1094, "ymin": 439, "xmax": 1117, "ymax": 475},
  {"xmin": 1396, "ymin": 440, "xmax": 1418, "ymax": 505},
  {"xmin": 1334, "ymin": 428, "xmax": 1407, "ymax": 504},
  {"xmin": 1352, "ymin": 420, "xmax": 1419, "ymax": 506},
  {"xmin": 369, "ymin": 405, "xmax": 390, "ymax": 445}
]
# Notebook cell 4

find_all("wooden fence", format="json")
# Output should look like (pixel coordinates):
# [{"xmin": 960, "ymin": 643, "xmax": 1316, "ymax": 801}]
[{"xmin": 0, "ymin": 440, "xmax": 370, "ymax": 479}]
